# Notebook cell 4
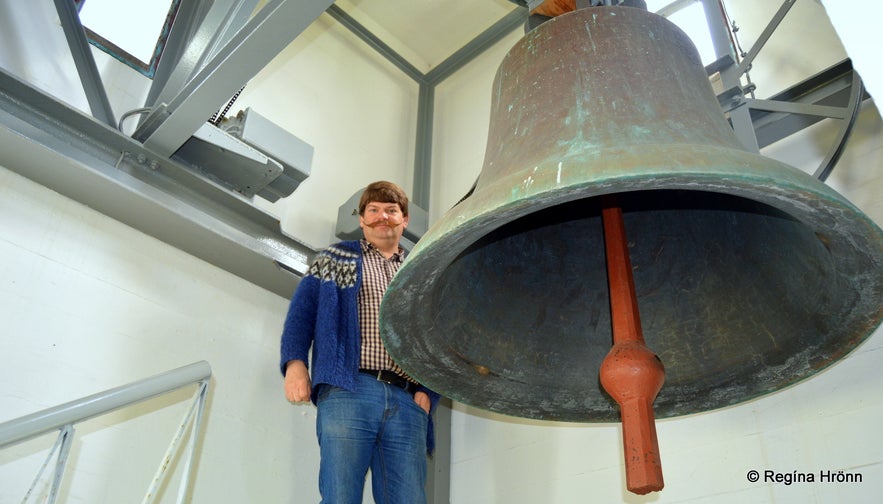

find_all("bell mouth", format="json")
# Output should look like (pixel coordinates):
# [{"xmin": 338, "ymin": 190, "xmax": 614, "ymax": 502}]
[{"xmin": 381, "ymin": 187, "xmax": 883, "ymax": 422}]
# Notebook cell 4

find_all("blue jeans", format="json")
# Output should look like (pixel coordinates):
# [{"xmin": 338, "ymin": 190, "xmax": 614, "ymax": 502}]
[{"xmin": 316, "ymin": 373, "xmax": 428, "ymax": 504}]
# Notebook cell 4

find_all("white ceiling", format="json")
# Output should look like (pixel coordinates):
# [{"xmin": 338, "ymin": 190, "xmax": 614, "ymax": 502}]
[{"xmin": 333, "ymin": 0, "xmax": 521, "ymax": 72}]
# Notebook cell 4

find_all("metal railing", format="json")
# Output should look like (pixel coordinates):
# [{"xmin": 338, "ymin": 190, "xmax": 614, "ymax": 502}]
[{"xmin": 0, "ymin": 361, "xmax": 212, "ymax": 504}]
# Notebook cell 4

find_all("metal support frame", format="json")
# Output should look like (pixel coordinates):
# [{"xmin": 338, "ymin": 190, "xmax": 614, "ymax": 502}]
[
  {"xmin": 51, "ymin": 0, "xmax": 115, "ymax": 127},
  {"xmin": 146, "ymin": 0, "xmax": 259, "ymax": 112},
  {"xmin": 700, "ymin": 0, "xmax": 761, "ymax": 152},
  {"xmin": 747, "ymin": 60, "xmax": 865, "ymax": 181},
  {"xmin": 325, "ymin": 5, "xmax": 424, "ymax": 82},
  {"xmin": 413, "ymin": 83, "xmax": 436, "ymax": 207},
  {"xmin": 0, "ymin": 362, "xmax": 212, "ymax": 504},
  {"xmin": 143, "ymin": 380, "xmax": 210, "ymax": 504},
  {"xmin": 415, "ymin": 9, "xmax": 528, "ymax": 207},
  {"xmin": 133, "ymin": 0, "xmax": 334, "ymax": 157},
  {"xmin": 656, "ymin": 0, "xmax": 699, "ymax": 18},
  {"xmin": 21, "ymin": 425, "xmax": 74, "ymax": 504},
  {"xmin": 695, "ymin": 0, "xmax": 866, "ymax": 179},
  {"xmin": 1, "ymin": 0, "xmax": 328, "ymax": 297},
  {"xmin": 0, "ymin": 68, "xmax": 313, "ymax": 298},
  {"xmin": 734, "ymin": 0, "xmax": 797, "ymax": 76}
]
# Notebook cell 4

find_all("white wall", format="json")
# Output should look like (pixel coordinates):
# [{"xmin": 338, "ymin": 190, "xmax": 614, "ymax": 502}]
[
  {"xmin": 0, "ymin": 165, "xmax": 312, "ymax": 503},
  {"xmin": 431, "ymin": 7, "xmax": 883, "ymax": 504},
  {"xmin": 821, "ymin": 1, "xmax": 883, "ymax": 105}
]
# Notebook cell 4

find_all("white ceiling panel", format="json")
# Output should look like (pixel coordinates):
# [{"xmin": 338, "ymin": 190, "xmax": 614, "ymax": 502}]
[{"xmin": 333, "ymin": 0, "xmax": 520, "ymax": 71}]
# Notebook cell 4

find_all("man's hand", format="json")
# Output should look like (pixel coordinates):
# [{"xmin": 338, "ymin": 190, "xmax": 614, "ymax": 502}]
[
  {"xmin": 284, "ymin": 360, "xmax": 312, "ymax": 403},
  {"xmin": 413, "ymin": 391, "xmax": 430, "ymax": 414}
]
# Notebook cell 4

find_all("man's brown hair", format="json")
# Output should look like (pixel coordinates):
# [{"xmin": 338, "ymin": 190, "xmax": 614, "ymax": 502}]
[{"xmin": 358, "ymin": 181, "xmax": 409, "ymax": 217}]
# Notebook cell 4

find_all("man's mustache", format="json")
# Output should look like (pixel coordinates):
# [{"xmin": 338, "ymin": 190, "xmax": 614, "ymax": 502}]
[{"xmin": 366, "ymin": 220, "xmax": 393, "ymax": 228}]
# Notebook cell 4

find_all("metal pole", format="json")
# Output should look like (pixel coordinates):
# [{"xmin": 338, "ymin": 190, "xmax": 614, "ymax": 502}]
[
  {"xmin": 141, "ymin": 381, "xmax": 208, "ymax": 504},
  {"xmin": 51, "ymin": 0, "xmax": 116, "ymax": 127},
  {"xmin": 46, "ymin": 425, "xmax": 75, "ymax": 504},
  {"xmin": 175, "ymin": 380, "xmax": 210, "ymax": 504},
  {"xmin": 0, "ymin": 361, "xmax": 212, "ymax": 449},
  {"xmin": 700, "ymin": 0, "xmax": 759, "ymax": 151}
]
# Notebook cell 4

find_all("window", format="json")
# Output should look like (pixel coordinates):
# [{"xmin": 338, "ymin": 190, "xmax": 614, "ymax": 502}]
[
  {"xmin": 74, "ymin": 0, "xmax": 180, "ymax": 78},
  {"xmin": 646, "ymin": 0, "xmax": 717, "ymax": 65}
]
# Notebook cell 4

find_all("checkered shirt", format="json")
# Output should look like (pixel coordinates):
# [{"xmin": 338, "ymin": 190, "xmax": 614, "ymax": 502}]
[{"xmin": 358, "ymin": 239, "xmax": 416, "ymax": 383}]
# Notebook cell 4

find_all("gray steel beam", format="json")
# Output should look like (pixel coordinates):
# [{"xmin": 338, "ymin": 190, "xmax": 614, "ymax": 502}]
[
  {"xmin": 199, "ymin": 0, "xmax": 263, "ymax": 65},
  {"xmin": 424, "ymin": 7, "xmax": 527, "ymax": 85},
  {"xmin": 655, "ymin": 0, "xmax": 699, "ymax": 18},
  {"xmin": 52, "ymin": 0, "xmax": 115, "ymax": 128},
  {"xmin": 413, "ymin": 83, "xmax": 435, "ymax": 209},
  {"xmin": 145, "ymin": 0, "xmax": 216, "ymax": 109},
  {"xmin": 747, "ymin": 99, "xmax": 848, "ymax": 119},
  {"xmin": 134, "ymin": 0, "xmax": 334, "ymax": 158},
  {"xmin": 411, "ymin": 7, "xmax": 526, "ymax": 208},
  {"xmin": 415, "ymin": 7, "xmax": 526, "ymax": 209},
  {"xmin": 750, "ymin": 60, "xmax": 867, "ymax": 149},
  {"xmin": 425, "ymin": 399, "xmax": 453, "ymax": 504},
  {"xmin": 326, "ymin": 4, "xmax": 425, "ymax": 83},
  {"xmin": 0, "ymin": 68, "xmax": 312, "ymax": 298},
  {"xmin": 701, "ymin": 0, "xmax": 759, "ymax": 152},
  {"xmin": 146, "ymin": 0, "xmax": 260, "ymax": 111},
  {"xmin": 735, "ymin": 0, "xmax": 797, "ymax": 76}
]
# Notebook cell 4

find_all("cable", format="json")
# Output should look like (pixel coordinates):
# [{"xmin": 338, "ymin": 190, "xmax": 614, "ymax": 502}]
[
  {"xmin": 210, "ymin": 86, "xmax": 245, "ymax": 125},
  {"xmin": 117, "ymin": 107, "xmax": 153, "ymax": 132},
  {"xmin": 717, "ymin": 0, "xmax": 755, "ymax": 98}
]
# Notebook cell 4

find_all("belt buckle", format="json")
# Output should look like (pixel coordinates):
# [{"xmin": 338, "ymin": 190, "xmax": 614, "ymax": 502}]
[
  {"xmin": 375, "ymin": 370, "xmax": 392, "ymax": 384},
  {"xmin": 366, "ymin": 369, "xmax": 415, "ymax": 394},
  {"xmin": 371, "ymin": 370, "xmax": 395, "ymax": 386}
]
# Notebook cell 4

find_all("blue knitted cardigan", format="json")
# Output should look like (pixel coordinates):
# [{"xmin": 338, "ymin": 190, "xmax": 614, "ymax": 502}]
[{"xmin": 279, "ymin": 239, "xmax": 440, "ymax": 453}]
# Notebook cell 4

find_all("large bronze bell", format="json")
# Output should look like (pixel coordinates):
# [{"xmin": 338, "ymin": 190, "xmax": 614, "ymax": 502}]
[{"xmin": 380, "ymin": 6, "xmax": 883, "ymax": 428}]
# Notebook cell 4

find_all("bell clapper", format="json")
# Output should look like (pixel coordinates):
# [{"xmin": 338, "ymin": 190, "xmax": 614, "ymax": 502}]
[{"xmin": 599, "ymin": 203, "xmax": 666, "ymax": 494}]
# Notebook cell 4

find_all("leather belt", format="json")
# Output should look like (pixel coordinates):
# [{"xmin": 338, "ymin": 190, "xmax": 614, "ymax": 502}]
[{"xmin": 359, "ymin": 369, "xmax": 419, "ymax": 394}]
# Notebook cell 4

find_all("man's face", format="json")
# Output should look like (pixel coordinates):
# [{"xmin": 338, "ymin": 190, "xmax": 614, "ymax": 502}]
[{"xmin": 359, "ymin": 201, "xmax": 409, "ymax": 245}]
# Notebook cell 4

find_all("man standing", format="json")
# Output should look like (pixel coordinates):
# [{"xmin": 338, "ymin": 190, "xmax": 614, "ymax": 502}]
[{"xmin": 280, "ymin": 181, "xmax": 440, "ymax": 504}]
